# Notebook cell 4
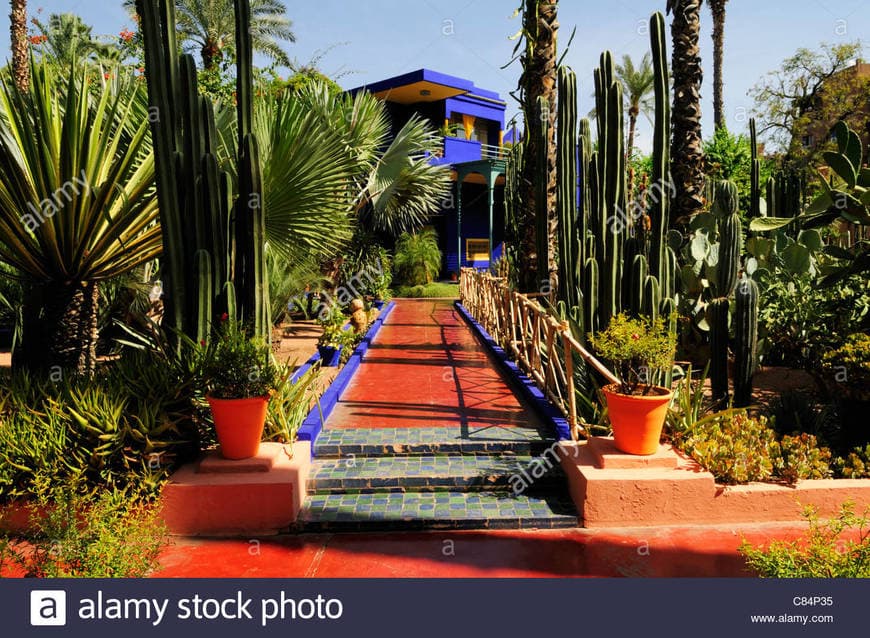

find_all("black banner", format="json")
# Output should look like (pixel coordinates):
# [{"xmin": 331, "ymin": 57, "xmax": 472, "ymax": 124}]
[{"xmin": 3, "ymin": 578, "xmax": 867, "ymax": 637}]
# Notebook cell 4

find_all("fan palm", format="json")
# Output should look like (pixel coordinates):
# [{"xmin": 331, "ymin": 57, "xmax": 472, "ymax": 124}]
[
  {"xmin": 667, "ymin": 0, "xmax": 706, "ymax": 225},
  {"xmin": 297, "ymin": 84, "xmax": 451, "ymax": 237},
  {"xmin": 615, "ymin": 53, "xmax": 655, "ymax": 161},
  {"xmin": 0, "ymin": 62, "xmax": 160, "ymax": 374},
  {"xmin": 126, "ymin": 0, "xmax": 294, "ymax": 70}
]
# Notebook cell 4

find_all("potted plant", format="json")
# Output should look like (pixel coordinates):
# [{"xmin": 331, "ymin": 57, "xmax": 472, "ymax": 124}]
[
  {"xmin": 317, "ymin": 306, "xmax": 347, "ymax": 367},
  {"xmin": 589, "ymin": 313, "xmax": 677, "ymax": 455},
  {"xmin": 202, "ymin": 319, "xmax": 278, "ymax": 460}
]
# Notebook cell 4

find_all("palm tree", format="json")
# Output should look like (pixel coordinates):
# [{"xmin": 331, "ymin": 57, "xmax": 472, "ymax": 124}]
[
  {"xmin": 127, "ymin": 0, "xmax": 294, "ymax": 70},
  {"xmin": 393, "ymin": 229, "xmax": 442, "ymax": 286},
  {"xmin": 708, "ymin": 0, "xmax": 729, "ymax": 130},
  {"xmin": 30, "ymin": 13, "xmax": 120, "ymax": 68},
  {"xmin": 9, "ymin": 0, "xmax": 29, "ymax": 91},
  {"xmin": 616, "ymin": 53, "xmax": 655, "ymax": 161},
  {"xmin": 0, "ymin": 63, "xmax": 160, "ymax": 374},
  {"xmin": 517, "ymin": 0, "xmax": 559, "ymax": 293},
  {"xmin": 667, "ymin": 0, "xmax": 706, "ymax": 225}
]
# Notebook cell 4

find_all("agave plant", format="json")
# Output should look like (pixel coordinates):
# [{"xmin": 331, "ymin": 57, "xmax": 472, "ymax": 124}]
[{"xmin": 0, "ymin": 61, "xmax": 160, "ymax": 374}]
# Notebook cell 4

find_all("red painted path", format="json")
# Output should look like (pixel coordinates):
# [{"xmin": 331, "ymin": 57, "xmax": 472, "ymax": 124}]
[
  {"xmin": 153, "ymin": 524, "xmax": 808, "ymax": 578},
  {"xmin": 326, "ymin": 299, "xmax": 543, "ymax": 431}
]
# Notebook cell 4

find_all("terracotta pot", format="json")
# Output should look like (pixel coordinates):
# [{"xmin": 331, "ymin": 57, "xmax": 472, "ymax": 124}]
[
  {"xmin": 207, "ymin": 394, "xmax": 270, "ymax": 460},
  {"xmin": 602, "ymin": 384, "xmax": 673, "ymax": 455}
]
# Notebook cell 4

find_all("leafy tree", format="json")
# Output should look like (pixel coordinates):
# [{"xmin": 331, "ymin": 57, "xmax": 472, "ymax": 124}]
[
  {"xmin": 126, "ymin": 0, "xmax": 294, "ymax": 71},
  {"xmin": 750, "ymin": 41, "xmax": 868, "ymax": 166},
  {"xmin": 704, "ymin": 127, "xmax": 773, "ymax": 214},
  {"xmin": 393, "ymin": 229, "xmax": 443, "ymax": 286},
  {"xmin": 667, "ymin": 0, "xmax": 706, "ymax": 224}
]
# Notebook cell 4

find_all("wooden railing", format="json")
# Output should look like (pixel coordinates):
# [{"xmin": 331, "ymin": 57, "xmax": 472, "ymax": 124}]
[{"xmin": 460, "ymin": 268, "xmax": 619, "ymax": 440}]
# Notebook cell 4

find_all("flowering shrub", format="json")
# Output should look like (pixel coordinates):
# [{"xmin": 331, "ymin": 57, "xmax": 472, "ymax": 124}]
[
  {"xmin": 588, "ymin": 313, "xmax": 676, "ymax": 395},
  {"xmin": 835, "ymin": 445, "xmax": 870, "ymax": 479}
]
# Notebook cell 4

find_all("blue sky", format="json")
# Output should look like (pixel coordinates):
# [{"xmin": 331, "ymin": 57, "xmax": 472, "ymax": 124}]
[{"xmin": 1, "ymin": 0, "xmax": 867, "ymax": 152}]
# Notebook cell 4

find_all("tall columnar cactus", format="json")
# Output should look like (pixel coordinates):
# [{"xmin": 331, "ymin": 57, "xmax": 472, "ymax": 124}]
[
  {"xmin": 137, "ymin": 0, "xmax": 268, "ymax": 343},
  {"xmin": 749, "ymin": 118, "xmax": 762, "ymax": 219},
  {"xmin": 550, "ymin": 12, "xmax": 674, "ymax": 342},
  {"xmin": 556, "ymin": 67, "xmax": 579, "ymax": 310},
  {"xmin": 534, "ymin": 96, "xmax": 551, "ymax": 292},
  {"xmin": 733, "ymin": 277, "xmax": 759, "ymax": 407},
  {"xmin": 708, "ymin": 180, "xmax": 743, "ymax": 402}
]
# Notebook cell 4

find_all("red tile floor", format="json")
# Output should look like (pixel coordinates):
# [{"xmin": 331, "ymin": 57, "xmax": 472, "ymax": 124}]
[
  {"xmin": 153, "ymin": 524, "xmax": 810, "ymax": 578},
  {"xmin": 325, "ymin": 299, "xmax": 543, "ymax": 432}
]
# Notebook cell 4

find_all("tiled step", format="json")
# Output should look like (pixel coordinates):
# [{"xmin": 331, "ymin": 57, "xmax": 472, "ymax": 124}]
[
  {"xmin": 313, "ymin": 426, "xmax": 557, "ymax": 458},
  {"xmin": 297, "ymin": 490, "xmax": 579, "ymax": 531},
  {"xmin": 308, "ymin": 454, "xmax": 565, "ymax": 493}
]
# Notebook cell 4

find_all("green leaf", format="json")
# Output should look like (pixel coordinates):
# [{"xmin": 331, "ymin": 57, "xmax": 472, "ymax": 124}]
[
  {"xmin": 782, "ymin": 242, "xmax": 811, "ymax": 275},
  {"xmin": 859, "ymin": 168, "xmax": 870, "ymax": 188},
  {"xmin": 798, "ymin": 229, "xmax": 823, "ymax": 252},
  {"xmin": 844, "ymin": 128, "xmax": 863, "ymax": 172},
  {"xmin": 749, "ymin": 217, "xmax": 794, "ymax": 232},
  {"xmin": 823, "ymin": 151, "xmax": 857, "ymax": 188},
  {"xmin": 806, "ymin": 191, "xmax": 832, "ymax": 215}
]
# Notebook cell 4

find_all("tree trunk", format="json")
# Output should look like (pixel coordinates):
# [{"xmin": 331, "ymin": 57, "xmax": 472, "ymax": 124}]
[
  {"xmin": 626, "ymin": 109, "xmax": 638, "ymax": 198},
  {"xmin": 10, "ymin": 0, "xmax": 29, "ymax": 92},
  {"xmin": 518, "ymin": 0, "xmax": 559, "ymax": 293},
  {"xmin": 668, "ymin": 0, "xmax": 706, "ymax": 226},
  {"xmin": 201, "ymin": 38, "xmax": 222, "ymax": 71},
  {"xmin": 710, "ymin": 0, "xmax": 728, "ymax": 130},
  {"xmin": 13, "ymin": 281, "xmax": 100, "ymax": 377}
]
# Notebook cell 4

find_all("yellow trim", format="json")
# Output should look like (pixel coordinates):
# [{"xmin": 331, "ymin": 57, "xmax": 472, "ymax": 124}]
[
  {"xmin": 498, "ymin": 130, "xmax": 504, "ymax": 147},
  {"xmin": 462, "ymin": 114, "xmax": 475, "ymax": 141},
  {"xmin": 372, "ymin": 81, "xmax": 466, "ymax": 104},
  {"xmin": 466, "ymin": 239, "xmax": 490, "ymax": 262}
]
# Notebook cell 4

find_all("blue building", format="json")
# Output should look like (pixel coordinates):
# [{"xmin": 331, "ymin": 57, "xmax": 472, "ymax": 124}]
[{"xmin": 349, "ymin": 69, "xmax": 509, "ymax": 277}]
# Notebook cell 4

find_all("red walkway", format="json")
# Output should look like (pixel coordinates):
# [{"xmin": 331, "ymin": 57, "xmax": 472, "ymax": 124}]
[
  {"xmin": 326, "ymin": 299, "xmax": 543, "ymax": 431},
  {"xmin": 153, "ymin": 523, "xmax": 808, "ymax": 578}
]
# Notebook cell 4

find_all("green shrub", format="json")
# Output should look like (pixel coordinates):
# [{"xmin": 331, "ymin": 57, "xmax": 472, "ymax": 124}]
[
  {"xmin": 1, "ymin": 483, "xmax": 168, "ymax": 578},
  {"xmin": 776, "ymin": 433, "xmax": 833, "ymax": 483},
  {"xmin": 393, "ymin": 229, "xmax": 442, "ymax": 286},
  {"xmin": 265, "ymin": 364, "xmax": 321, "ymax": 444},
  {"xmin": 677, "ymin": 412, "xmax": 836, "ymax": 485},
  {"xmin": 589, "ymin": 313, "xmax": 676, "ymax": 395},
  {"xmin": 835, "ymin": 445, "xmax": 870, "ymax": 478},
  {"xmin": 739, "ymin": 502, "xmax": 870, "ymax": 578},
  {"xmin": 201, "ymin": 319, "xmax": 278, "ymax": 399},
  {"xmin": 821, "ymin": 333, "xmax": 870, "ymax": 400},
  {"xmin": 683, "ymin": 413, "xmax": 779, "ymax": 484},
  {"xmin": 393, "ymin": 282, "xmax": 459, "ymax": 298}
]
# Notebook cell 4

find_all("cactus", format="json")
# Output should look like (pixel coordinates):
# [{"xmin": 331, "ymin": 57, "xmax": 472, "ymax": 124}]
[
  {"xmin": 707, "ymin": 297, "xmax": 730, "ymax": 402},
  {"xmin": 535, "ymin": 96, "xmax": 551, "ymax": 291},
  {"xmin": 749, "ymin": 118, "xmax": 762, "ymax": 218},
  {"xmin": 733, "ymin": 277, "xmax": 759, "ymax": 407},
  {"xmin": 137, "ymin": 0, "xmax": 269, "ymax": 344},
  {"xmin": 556, "ymin": 67, "xmax": 579, "ymax": 309}
]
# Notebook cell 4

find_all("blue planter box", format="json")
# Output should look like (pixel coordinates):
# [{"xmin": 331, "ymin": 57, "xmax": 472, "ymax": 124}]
[
  {"xmin": 373, "ymin": 300, "xmax": 385, "ymax": 310},
  {"xmin": 317, "ymin": 345, "xmax": 342, "ymax": 367}
]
